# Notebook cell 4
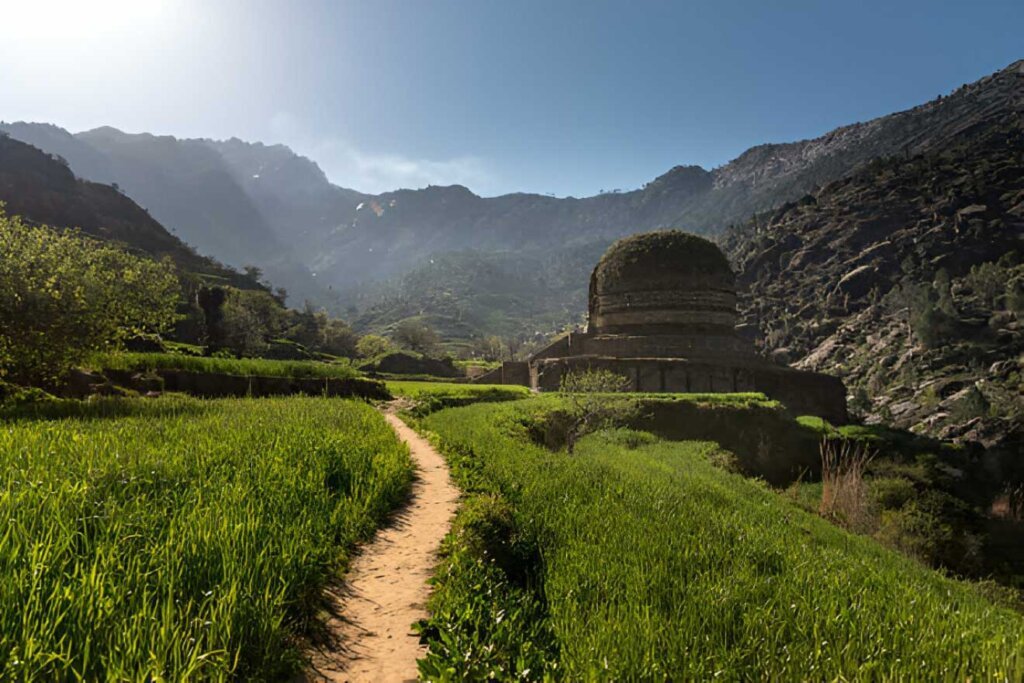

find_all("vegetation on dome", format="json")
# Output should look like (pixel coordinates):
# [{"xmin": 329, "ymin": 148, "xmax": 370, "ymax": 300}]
[{"xmin": 593, "ymin": 230, "xmax": 734, "ymax": 294}]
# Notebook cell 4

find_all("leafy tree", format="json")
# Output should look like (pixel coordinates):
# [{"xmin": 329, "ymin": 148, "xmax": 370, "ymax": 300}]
[
  {"xmin": 0, "ymin": 210, "xmax": 179, "ymax": 386},
  {"xmin": 1006, "ymin": 277, "xmax": 1024, "ymax": 317},
  {"xmin": 559, "ymin": 368, "xmax": 640, "ymax": 454},
  {"xmin": 395, "ymin": 318, "xmax": 440, "ymax": 354},
  {"xmin": 197, "ymin": 286, "xmax": 228, "ymax": 351},
  {"xmin": 286, "ymin": 302, "xmax": 358, "ymax": 357},
  {"xmin": 221, "ymin": 289, "xmax": 288, "ymax": 356},
  {"xmin": 356, "ymin": 334, "xmax": 392, "ymax": 359},
  {"xmin": 319, "ymin": 318, "xmax": 358, "ymax": 357},
  {"xmin": 476, "ymin": 335, "xmax": 506, "ymax": 362}
]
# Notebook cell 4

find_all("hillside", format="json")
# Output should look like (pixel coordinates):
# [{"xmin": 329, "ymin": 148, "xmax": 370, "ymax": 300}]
[
  {"xmin": 725, "ymin": 117, "xmax": 1024, "ymax": 450},
  {"xmin": 418, "ymin": 398, "xmax": 1024, "ymax": 679},
  {"xmin": 0, "ymin": 123, "xmax": 331, "ymax": 306},
  {"xmin": 352, "ymin": 242, "xmax": 610, "ymax": 341},
  {"xmin": 0, "ymin": 133, "xmax": 261, "ymax": 290}
]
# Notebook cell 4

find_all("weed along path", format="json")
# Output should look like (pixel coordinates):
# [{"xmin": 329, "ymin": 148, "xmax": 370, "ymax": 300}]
[{"xmin": 305, "ymin": 407, "xmax": 460, "ymax": 683}]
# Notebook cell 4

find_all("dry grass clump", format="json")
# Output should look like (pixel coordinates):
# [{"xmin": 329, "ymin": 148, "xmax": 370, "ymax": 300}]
[{"xmin": 819, "ymin": 437, "xmax": 876, "ymax": 532}]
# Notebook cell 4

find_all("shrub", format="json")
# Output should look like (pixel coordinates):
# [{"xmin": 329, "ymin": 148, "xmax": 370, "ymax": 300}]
[
  {"xmin": 356, "ymin": 334, "xmax": 393, "ymax": 359},
  {"xmin": 394, "ymin": 318, "xmax": 440, "ymax": 354},
  {"xmin": 559, "ymin": 368, "xmax": 640, "ymax": 454}
]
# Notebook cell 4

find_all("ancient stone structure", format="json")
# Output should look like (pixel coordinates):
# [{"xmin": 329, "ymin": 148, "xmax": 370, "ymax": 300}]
[{"xmin": 478, "ymin": 231, "xmax": 848, "ymax": 422}]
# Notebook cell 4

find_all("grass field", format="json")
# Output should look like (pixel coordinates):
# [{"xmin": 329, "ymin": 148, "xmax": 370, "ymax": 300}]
[
  {"xmin": 418, "ymin": 398, "xmax": 1024, "ymax": 680},
  {"xmin": 385, "ymin": 380, "xmax": 530, "ymax": 400},
  {"xmin": 88, "ymin": 351, "xmax": 359, "ymax": 380},
  {"xmin": 0, "ymin": 397, "xmax": 412, "ymax": 680}
]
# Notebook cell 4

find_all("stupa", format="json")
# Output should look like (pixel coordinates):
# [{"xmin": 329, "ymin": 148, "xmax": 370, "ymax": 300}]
[{"xmin": 479, "ymin": 230, "xmax": 848, "ymax": 422}]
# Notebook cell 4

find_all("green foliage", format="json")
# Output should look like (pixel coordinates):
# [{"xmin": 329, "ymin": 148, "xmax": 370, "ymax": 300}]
[
  {"xmin": 906, "ymin": 281, "xmax": 958, "ymax": 349},
  {"xmin": 288, "ymin": 302, "xmax": 358, "ymax": 357},
  {"xmin": 220, "ymin": 287, "xmax": 289, "ymax": 356},
  {"xmin": 386, "ymin": 380, "xmax": 529, "ymax": 418},
  {"xmin": 355, "ymin": 334, "xmax": 394, "ymax": 359},
  {"xmin": 0, "ymin": 397, "xmax": 412, "ymax": 680},
  {"xmin": 89, "ymin": 351, "xmax": 359, "ymax": 380},
  {"xmin": 394, "ymin": 318, "xmax": 440, "ymax": 353},
  {"xmin": 420, "ymin": 399, "xmax": 1024, "ymax": 679},
  {"xmin": 966, "ymin": 261, "xmax": 1007, "ymax": 308},
  {"xmin": 417, "ymin": 494, "xmax": 557, "ymax": 681},
  {"xmin": 0, "ymin": 210, "xmax": 179, "ymax": 386},
  {"xmin": 558, "ymin": 369, "xmax": 640, "ymax": 453}
]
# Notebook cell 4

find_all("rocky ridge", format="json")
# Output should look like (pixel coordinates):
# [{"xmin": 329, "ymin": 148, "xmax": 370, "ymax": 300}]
[{"xmin": 726, "ymin": 115, "xmax": 1024, "ymax": 451}]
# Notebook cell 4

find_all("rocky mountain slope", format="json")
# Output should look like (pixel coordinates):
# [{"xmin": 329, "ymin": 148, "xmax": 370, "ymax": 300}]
[
  {"xmin": 725, "ymin": 115, "xmax": 1024, "ymax": 450},
  {"xmin": 0, "ymin": 133, "xmax": 262, "ymax": 291}
]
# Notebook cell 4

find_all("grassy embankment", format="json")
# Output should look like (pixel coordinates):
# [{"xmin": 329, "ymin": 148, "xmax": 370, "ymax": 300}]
[
  {"xmin": 416, "ymin": 397, "xmax": 1024, "ymax": 680},
  {"xmin": 0, "ymin": 397, "xmax": 412, "ymax": 680},
  {"xmin": 87, "ymin": 351, "xmax": 359, "ymax": 380},
  {"xmin": 386, "ymin": 380, "xmax": 530, "ymax": 417}
]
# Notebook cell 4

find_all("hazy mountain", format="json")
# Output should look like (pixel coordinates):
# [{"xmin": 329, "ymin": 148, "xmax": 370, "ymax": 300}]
[
  {"xmin": 302, "ymin": 60, "xmax": 1024, "ymax": 294},
  {"xmin": 0, "ymin": 122, "xmax": 332, "ymax": 307},
  {"xmin": 0, "ymin": 132, "xmax": 263, "ymax": 291}
]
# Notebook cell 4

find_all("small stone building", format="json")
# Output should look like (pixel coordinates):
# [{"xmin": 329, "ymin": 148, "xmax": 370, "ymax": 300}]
[{"xmin": 478, "ymin": 231, "xmax": 848, "ymax": 423}]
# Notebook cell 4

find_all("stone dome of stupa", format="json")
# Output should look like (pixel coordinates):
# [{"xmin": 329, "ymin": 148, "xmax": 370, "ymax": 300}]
[{"xmin": 588, "ymin": 230, "xmax": 737, "ymax": 335}]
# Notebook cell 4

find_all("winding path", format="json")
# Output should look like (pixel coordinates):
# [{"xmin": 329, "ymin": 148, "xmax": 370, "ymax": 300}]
[{"xmin": 305, "ymin": 409, "xmax": 459, "ymax": 683}]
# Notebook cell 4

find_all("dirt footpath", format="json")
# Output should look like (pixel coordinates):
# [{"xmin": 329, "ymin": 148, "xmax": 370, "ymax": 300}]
[{"xmin": 304, "ymin": 410, "xmax": 459, "ymax": 683}]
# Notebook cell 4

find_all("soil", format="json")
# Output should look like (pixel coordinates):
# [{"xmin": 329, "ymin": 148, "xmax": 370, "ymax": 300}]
[{"xmin": 303, "ymin": 408, "xmax": 459, "ymax": 682}]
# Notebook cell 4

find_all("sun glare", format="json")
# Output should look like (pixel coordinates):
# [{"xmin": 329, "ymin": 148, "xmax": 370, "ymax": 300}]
[{"xmin": 5, "ymin": 0, "xmax": 172, "ymax": 49}]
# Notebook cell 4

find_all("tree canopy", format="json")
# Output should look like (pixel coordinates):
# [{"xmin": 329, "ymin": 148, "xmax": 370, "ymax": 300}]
[{"xmin": 0, "ymin": 209, "xmax": 180, "ymax": 386}]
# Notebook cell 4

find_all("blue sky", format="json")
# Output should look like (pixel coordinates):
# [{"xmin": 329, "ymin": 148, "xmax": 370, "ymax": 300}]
[{"xmin": 1, "ymin": 0, "xmax": 1021, "ymax": 196}]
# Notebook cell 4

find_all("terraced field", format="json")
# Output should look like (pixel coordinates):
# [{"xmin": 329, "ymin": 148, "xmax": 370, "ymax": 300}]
[
  {"xmin": 0, "ymin": 397, "xmax": 412, "ymax": 680},
  {"xmin": 418, "ymin": 398, "xmax": 1024, "ymax": 680}
]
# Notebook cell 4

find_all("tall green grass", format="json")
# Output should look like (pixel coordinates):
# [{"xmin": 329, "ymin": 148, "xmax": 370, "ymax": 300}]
[
  {"xmin": 0, "ymin": 397, "xmax": 412, "ymax": 680},
  {"xmin": 386, "ymin": 380, "xmax": 529, "ymax": 400},
  {"xmin": 419, "ymin": 399, "xmax": 1024, "ymax": 680},
  {"xmin": 386, "ymin": 381, "xmax": 529, "ymax": 417},
  {"xmin": 88, "ymin": 351, "xmax": 359, "ymax": 380}
]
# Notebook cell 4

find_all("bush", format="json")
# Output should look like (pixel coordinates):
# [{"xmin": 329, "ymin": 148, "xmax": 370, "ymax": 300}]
[
  {"xmin": 356, "ymin": 334, "xmax": 393, "ymax": 359},
  {"xmin": 0, "ymin": 210, "xmax": 179, "ymax": 386},
  {"xmin": 559, "ymin": 369, "xmax": 640, "ymax": 454},
  {"xmin": 394, "ymin": 318, "xmax": 439, "ymax": 354}
]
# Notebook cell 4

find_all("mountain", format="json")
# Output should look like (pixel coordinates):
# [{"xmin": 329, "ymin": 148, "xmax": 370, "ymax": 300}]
[
  {"xmin": 303, "ymin": 60, "xmax": 1024, "ymax": 294},
  {"xmin": 4, "ymin": 60, "xmax": 1021, "ymax": 339},
  {"xmin": 0, "ymin": 132, "xmax": 262, "ymax": 290},
  {"xmin": 0, "ymin": 122, "xmax": 331, "ymax": 307},
  {"xmin": 724, "ymin": 114, "xmax": 1024, "ymax": 449}
]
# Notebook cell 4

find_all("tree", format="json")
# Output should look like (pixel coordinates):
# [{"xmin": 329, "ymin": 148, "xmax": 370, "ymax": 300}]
[
  {"xmin": 319, "ymin": 318, "xmax": 358, "ymax": 357},
  {"xmin": 394, "ymin": 319, "xmax": 439, "ymax": 354},
  {"xmin": 908, "ymin": 282, "xmax": 957, "ymax": 349},
  {"xmin": 197, "ymin": 286, "xmax": 228, "ymax": 351},
  {"xmin": 221, "ymin": 288, "xmax": 288, "ymax": 356},
  {"xmin": 356, "ymin": 334, "xmax": 392, "ymax": 359},
  {"xmin": 0, "ymin": 210, "xmax": 179, "ymax": 386},
  {"xmin": 559, "ymin": 368, "xmax": 640, "ymax": 454},
  {"xmin": 476, "ymin": 335, "xmax": 505, "ymax": 362}
]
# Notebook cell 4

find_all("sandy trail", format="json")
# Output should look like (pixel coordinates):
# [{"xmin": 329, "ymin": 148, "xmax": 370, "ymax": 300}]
[{"xmin": 304, "ymin": 409, "xmax": 459, "ymax": 683}]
